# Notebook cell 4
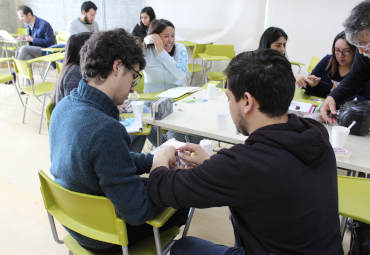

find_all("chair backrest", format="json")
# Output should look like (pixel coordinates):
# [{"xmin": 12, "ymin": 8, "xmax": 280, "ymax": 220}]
[
  {"xmin": 38, "ymin": 170, "xmax": 129, "ymax": 246},
  {"xmin": 338, "ymin": 175, "xmax": 370, "ymax": 224},
  {"xmin": 16, "ymin": 27, "xmax": 27, "ymax": 36},
  {"xmin": 55, "ymin": 62, "xmax": 63, "ymax": 75},
  {"xmin": 13, "ymin": 59, "xmax": 33, "ymax": 81},
  {"xmin": 46, "ymin": 101, "xmax": 55, "ymax": 129},
  {"xmin": 192, "ymin": 43, "xmax": 213, "ymax": 59},
  {"xmin": 307, "ymin": 56, "xmax": 320, "ymax": 74},
  {"xmin": 204, "ymin": 44, "xmax": 235, "ymax": 59},
  {"xmin": 135, "ymin": 71, "xmax": 144, "ymax": 94},
  {"xmin": 56, "ymin": 31, "xmax": 70, "ymax": 44}
]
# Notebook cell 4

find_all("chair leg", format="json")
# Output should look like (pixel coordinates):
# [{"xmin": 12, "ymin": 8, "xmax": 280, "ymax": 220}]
[
  {"xmin": 182, "ymin": 207, "xmax": 195, "ymax": 237},
  {"xmin": 22, "ymin": 96, "xmax": 29, "ymax": 124},
  {"xmin": 153, "ymin": 227, "xmax": 162, "ymax": 255},
  {"xmin": 13, "ymin": 79, "xmax": 24, "ymax": 107},
  {"xmin": 38, "ymin": 95, "xmax": 47, "ymax": 134},
  {"xmin": 122, "ymin": 246, "xmax": 129, "ymax": 255}
]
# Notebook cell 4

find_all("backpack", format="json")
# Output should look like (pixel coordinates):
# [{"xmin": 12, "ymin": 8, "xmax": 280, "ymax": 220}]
[{"xmin": 347, "ymin": 220, "xmax": 370, "ymax": 255}]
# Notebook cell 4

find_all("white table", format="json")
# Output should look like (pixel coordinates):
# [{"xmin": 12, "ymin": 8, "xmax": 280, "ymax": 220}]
[{"xmin": 143, "ymin": 89, "xmax": 370, "ymax": 174}]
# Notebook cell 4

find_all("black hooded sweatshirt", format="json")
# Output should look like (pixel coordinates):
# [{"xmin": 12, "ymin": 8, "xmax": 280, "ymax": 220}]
[{"xmin": 148, "ymin": 114, "xmax": 344, "ymax": 255}]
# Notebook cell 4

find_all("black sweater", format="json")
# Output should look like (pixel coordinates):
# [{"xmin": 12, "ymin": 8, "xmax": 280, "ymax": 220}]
[
  {"xmin": 132, "ymin": 23, "xmax": 147, "ymax": 41},
  {"xmin": 330, "ymin": 49, "xmax": 370, "ymax": 105},
  {"xmin": 148, "ymin": 115, "xmax": 343, "ymax": 255}
]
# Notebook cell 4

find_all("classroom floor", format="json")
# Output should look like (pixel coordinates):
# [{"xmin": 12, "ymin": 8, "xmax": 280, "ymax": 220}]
[{"xmin": 0, "ymin": 66, "xmax": 349, "ymax": 254}]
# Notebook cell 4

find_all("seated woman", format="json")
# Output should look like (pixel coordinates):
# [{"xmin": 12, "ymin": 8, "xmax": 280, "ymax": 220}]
[
  {"xmin": 54, "ymin": 32, "xmax": 92, "ymax": 104},
  {"xmin": 258, "ymin": 27, "xmax": 306, "ymax": 87},
  {"xmin": 131, "ymin": 7, "xmax": 156, "ymax": 41},
  {"xmin": 303, "ymin": 31, "xmax": 370, "ymax": 101},
  {"xmin": 143, "ymin": 19, "xmax": 201, "ymax": 144}
]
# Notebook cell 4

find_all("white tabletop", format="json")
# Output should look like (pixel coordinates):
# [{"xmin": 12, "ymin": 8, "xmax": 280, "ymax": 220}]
[{"xmin": 143, "ymin": 89, "xmax": 370, "ymax": 174}]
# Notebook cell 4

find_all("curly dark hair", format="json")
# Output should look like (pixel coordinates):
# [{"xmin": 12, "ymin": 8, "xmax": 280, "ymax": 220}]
[{"xmin": 80, "ymin": 28, "xmax": 146, "ymax": 84}]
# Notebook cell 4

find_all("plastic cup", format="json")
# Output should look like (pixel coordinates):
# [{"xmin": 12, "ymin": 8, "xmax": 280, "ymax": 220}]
[
  {"xmin": 217, "ymin": 111, "xmax": 229, "ymax": 130},
  {"xmin": 131, "ymin": 101, "xmax": 144, "ymax": 120},
  {"xmin": 207, "ymin": 83, "xmax": 217, "ymax": 100},
  {"xmin": 200, "ymin": 139, "xmax": 213, "ymax": 156},
  {"xmin": 331, "ymin": 126, "xmax": 350, "ymax": 148}
]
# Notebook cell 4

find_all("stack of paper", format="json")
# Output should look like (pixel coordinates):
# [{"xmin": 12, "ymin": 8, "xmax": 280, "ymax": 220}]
[{"xmin": 156, "ymin": 87, "xmax": 201, "ymax": 98}]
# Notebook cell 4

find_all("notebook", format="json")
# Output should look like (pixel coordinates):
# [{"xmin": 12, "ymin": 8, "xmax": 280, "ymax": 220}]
[
  {"xmin": 156, "ymin": 86, "xmax": 201, "ymax": 99},
  {"xmin": 289, "ymin": 101, "xmax": 315, "ymax": 113},
  {"xmin": 0, "ymin": 30, "xmax": 18, "ymax": 43}
]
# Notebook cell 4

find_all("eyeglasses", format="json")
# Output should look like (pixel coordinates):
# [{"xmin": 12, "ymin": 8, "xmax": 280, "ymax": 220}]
[
  {"xmin": 334, "ymin": 48, "xmax": 353, "ymax": 56},
  {"xmin": 353, "ymin": 41, "xmax": 370, "ymax": 50},
  {"xmin": 131, "ymin": 69, "xmax": 142, "ymax": 88}
]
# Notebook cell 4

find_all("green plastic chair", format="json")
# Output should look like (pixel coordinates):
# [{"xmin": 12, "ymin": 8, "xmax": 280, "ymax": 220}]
[
  {"xmin": 14, "ymin": 58, "xmax": 55, "ymax": 134},
  {"xmin": 39, "ymin": 170, "xmax": 194, "ymax": 255},
  {"xmin": 46, "ymin": 100, "xmax": 55, "ymax": 129},
  {"xmin": 56, "ymin": 30, "xmax": 70, "ymax": 45},
  {"xmin": 337, "ymin": 175, "xmax": 370, "ymax": 240},
  {"xmin": 307, "ymin": 56, "xmax": 320, "ymax": 74},
  {"xmin": 199, "ymin": 44, "xmax": 235, "ymax": 87},
  {"xmin": 0, "ymin": 58, "xmax": 23, "ymax": 106}
]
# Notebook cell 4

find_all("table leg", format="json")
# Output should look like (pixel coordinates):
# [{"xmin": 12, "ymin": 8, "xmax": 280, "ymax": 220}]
[{"xmin": 156, "ymin": 126, "xmax": 162, "ymax": 146}]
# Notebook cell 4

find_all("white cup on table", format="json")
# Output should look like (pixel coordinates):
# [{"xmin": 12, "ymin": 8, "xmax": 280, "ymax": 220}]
[
  {"xmin": 207, "ymin": 83, "xmax": 217, "ymax": 100},
  {"xmin": 217, "ymin": 111, "xmax": 229, "ymax": 130},
  {"xmin": 131, "ymin": 101, "xmax": 144, "ymax": 121},
  {"xmin": 331, "ymin": 126, "xmax": 350, "ymax": 148}
]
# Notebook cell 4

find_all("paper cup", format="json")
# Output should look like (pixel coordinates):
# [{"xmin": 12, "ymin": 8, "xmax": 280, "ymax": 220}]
[
  {"xmin": 331, "ymin": 126, "xmax": 349, "ymax": 148},
  {"xmin": 207, "ymin": 83, "xmax": 217, "ymax": 100},
  {"xmin": 200, "ymin": 139, "xmax": 213, "ymax": 156},
  {"xmin": 217, "ymin": 111, "xmax": 229, "ymax": 130},
  {"xmin": 131, "ymin": 101, "xmax": 144, "ymax": 120}
]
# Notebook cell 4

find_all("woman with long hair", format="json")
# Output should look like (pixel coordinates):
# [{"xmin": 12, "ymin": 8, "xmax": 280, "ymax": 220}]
[
  {"xmin": 54, "ymin": 32, "xmax": 92, "ymax": 104},
  {"xmin": 132, "ymin": 6, "xmax": 156, "ymax": 41}
]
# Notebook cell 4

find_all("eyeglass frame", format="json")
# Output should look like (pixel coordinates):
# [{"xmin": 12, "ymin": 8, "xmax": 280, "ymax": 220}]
[
  {"xmin": 130, "ymin": 68, "xmax": 143, "ymax": 88},
  {"xmin": 334, "ymin": 48, "xmax": 353, "ymax": 56},
  {"xmin": 353, "ymin": 41, "xmax": 370, "ymax": 50}
]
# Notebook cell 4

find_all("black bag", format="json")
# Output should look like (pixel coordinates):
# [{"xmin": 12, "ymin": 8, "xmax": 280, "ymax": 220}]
[{"xmin": 347, "ymin": 220, "xmax": 370, "ymax": 255}]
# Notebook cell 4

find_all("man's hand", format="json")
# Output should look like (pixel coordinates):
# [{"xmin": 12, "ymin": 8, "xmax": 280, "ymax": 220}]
[
  {"xmin": 117, "ymin": 104, "xmax": 126, "ymax": 113},
  {"xmin": 295, "ymin": 74, "xmax": 307, "ymax": 88},
  {"xmin": 177, "ymin": 143, "xmax": 210, "ymax": 167},
  {"xmin": 17, "ymin": 35, "xmax": 26, "ymax": 40},
  {"xmin": 25, "ymin": 35, "xmax": 33, "ymax": 42},
  {"xmin": 151, "ymin": 34, "xmax": 164, "ymax": 54},
  {"xmin": 304, "ymin": 75, "xmax": 321, "ymax": 87},
  {"xmin": 320, "ymin": 96, "xmax": 337, "ymax": 123},
  {"xmin": 151, "ymin": 146, "xmax": 177, "ymax": 171}
]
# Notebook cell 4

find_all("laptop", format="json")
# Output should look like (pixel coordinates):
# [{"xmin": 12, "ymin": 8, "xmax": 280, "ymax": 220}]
[{"xmin": 0, "ymin": 30, "xmax": 27, "ymax": 43}]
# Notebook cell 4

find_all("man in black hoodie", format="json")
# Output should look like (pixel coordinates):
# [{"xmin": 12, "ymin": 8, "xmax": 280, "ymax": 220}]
[{"xmin": 148, "ymin": 49, "xmax": 344, "ymax": 255}]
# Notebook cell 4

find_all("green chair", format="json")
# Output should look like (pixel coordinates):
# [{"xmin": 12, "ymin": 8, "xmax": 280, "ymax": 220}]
[
  {"xmin": 46, "ymin": 100, "xmax": 55, "ymax": 129},
  {"xmin": 337, "ymin": 175, "xmax": 370, "ymax": 240},
  {"xmin": 199, "ymin": 44, "xmax": 235, "ymax": 87},
  {"xmin": 56, "ymin": 30, "xmax": 70, "ymax": 45},
  {"xmin": 307, "ymin": 56, "xmax": 320, "ymax": 74},
  {"xmin": 0, "ymin": 57, "xmax": 23, "ymax": 106},
  {"xmin": 187, "ymin": 43, "xmax": 213, "ymax": 84},
  {"xmin": 14, "ymin": 58, "xmax": 55, "ymax": 134},
  {"xmin": 290, "ymin": 61, "xmax": 305, "ymax": 73},
  {"xmin": 39, "ymin": 170, "xmax": 194, "ymax": 255}
]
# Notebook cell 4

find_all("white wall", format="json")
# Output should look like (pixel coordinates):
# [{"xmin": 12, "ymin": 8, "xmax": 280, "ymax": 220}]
[
  {"xmin": 0, "ymin": 0, "xmax": 362, "ymax": 69},
  {"xmin": 265, "ymin": 0, "xmax": 362, "ymax": 74},
  {"xmin": 145, "ymin": 0, "xmax": 267, "ymax": 54}
]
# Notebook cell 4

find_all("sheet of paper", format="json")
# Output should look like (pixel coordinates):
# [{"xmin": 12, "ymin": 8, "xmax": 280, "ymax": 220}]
[
  {"xmin": 120, "ymin": 117, "xmax": 143, "ymax": 133},
  {"xmin": 289, "ymin": 101, "xmax": 315, "ymax": 113},
  {"xmin": 156, "ymin": 87, "xmax": 201, "ymax": 98}
]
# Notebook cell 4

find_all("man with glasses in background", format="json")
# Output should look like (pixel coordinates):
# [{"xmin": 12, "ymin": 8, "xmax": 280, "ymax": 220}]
[
  {"xmin": 49, "ymin": 28, "xmax": 187, "ymax": 253},
  {"xmin": 321, "ymin": 0, "xmax": 370, "ymax": 121}
]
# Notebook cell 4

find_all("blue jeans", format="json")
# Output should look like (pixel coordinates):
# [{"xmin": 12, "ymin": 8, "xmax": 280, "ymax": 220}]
[{"xmin": 171, "ymin": 236, "xmax": 246, "ymax": 255}]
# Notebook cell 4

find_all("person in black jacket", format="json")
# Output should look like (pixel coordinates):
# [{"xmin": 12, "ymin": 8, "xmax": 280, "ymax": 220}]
[
  {"xmin": 132, "ymin": 7, "xmax": 156, "ymax": 41},
  {"xmin": 321, "ymin": 0, "xmax": 370, "ymax": 122},
  {"xmin": 148, "ymin": 49, "xmax": 343, "ymax": 255}
]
